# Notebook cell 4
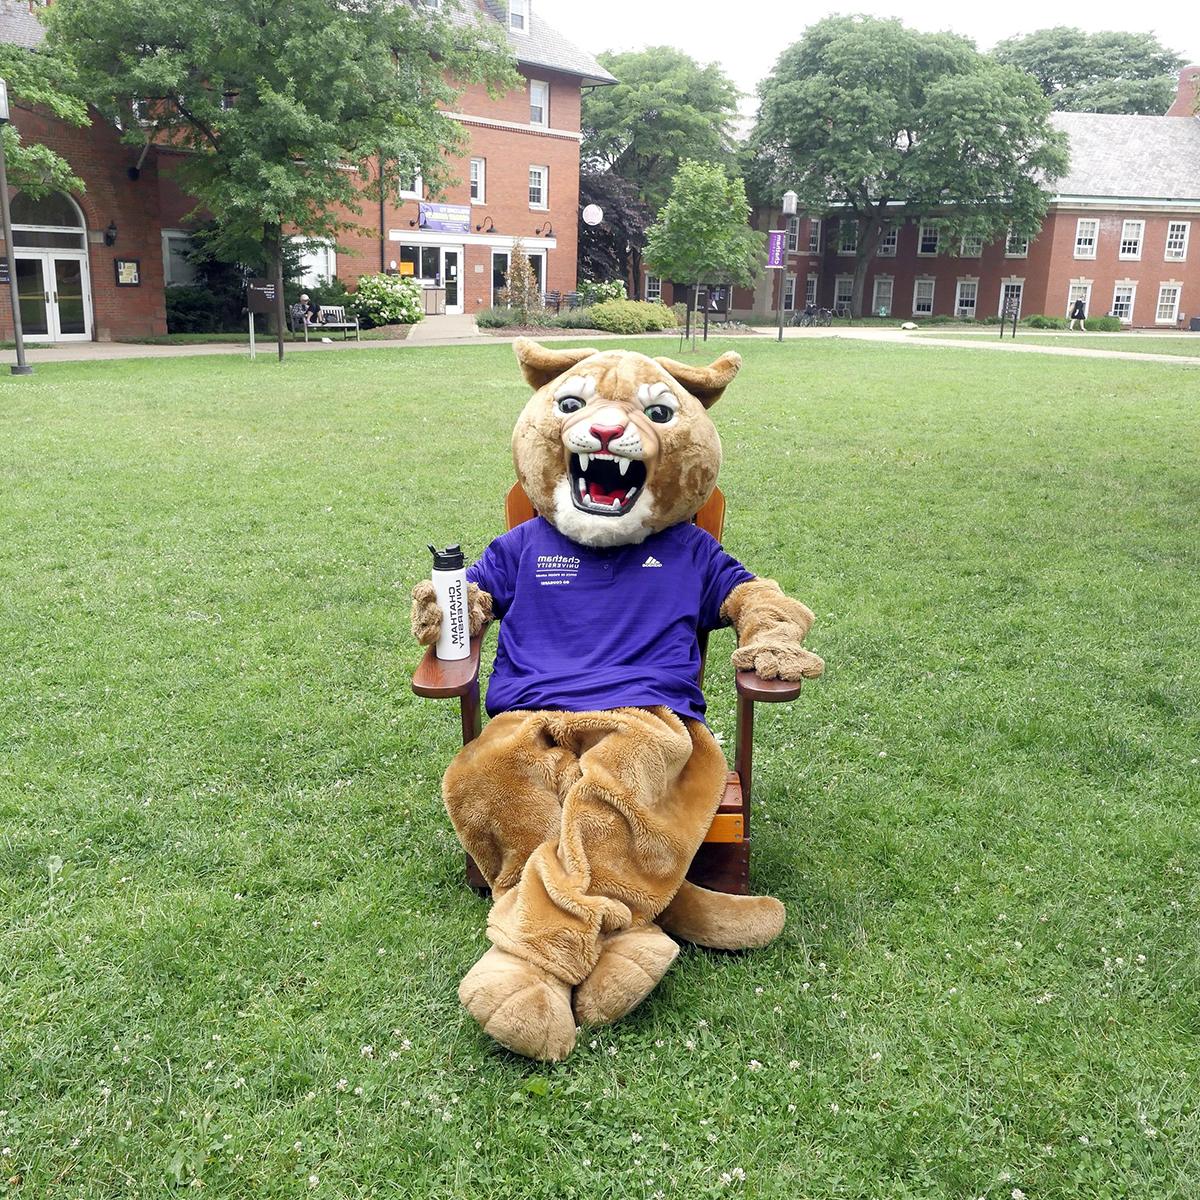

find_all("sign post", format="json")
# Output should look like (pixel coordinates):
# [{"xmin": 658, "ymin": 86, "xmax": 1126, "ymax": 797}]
[
  {"xmin": 772, "ymin": 191, "xmax": 798, "ymax": 343},
  {"xmin": 246, "ymin": 278, "xmax": 277, "ymax": 361},
  {"xmin": 0, "ymin": 77, "xmax": 32, "ymax": 376}
]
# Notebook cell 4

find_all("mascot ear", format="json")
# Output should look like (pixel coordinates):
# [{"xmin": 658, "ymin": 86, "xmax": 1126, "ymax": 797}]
[
  {"xmin": 513, "ymin": 338, "xmax": 599, "ymax": 391},
  {"xmin": 653, "ymin": 351, "xmax": 742, "ymax": 409}
]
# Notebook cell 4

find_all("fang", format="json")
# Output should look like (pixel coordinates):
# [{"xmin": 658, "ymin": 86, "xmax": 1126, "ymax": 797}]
[
  {"xmin": 577, "ymin": 453, "xmax": 590, "ymax": 471},
  {"xmin": 617, "ymin": 458, "xmax": 630, "ymax": 476}
]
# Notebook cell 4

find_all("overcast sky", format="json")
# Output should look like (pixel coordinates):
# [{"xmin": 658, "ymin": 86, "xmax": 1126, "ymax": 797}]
[{"xmin": 535, "ymin": 0, "xmax": 1199, "ymax": 122}]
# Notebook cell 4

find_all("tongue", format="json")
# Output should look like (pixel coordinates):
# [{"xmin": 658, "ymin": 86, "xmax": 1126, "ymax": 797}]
[{"xmin": 587, "ymin": 480, "xmax": 625, "ymax": 505}]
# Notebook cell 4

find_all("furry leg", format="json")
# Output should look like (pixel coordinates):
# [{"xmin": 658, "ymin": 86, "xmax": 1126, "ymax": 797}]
[{"xmin": 573, "ymin": 924, "xmax": 680, "ymax": 1027}]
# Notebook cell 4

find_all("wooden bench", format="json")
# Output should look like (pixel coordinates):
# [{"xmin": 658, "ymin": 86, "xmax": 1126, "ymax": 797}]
[
  {"xmin": 543, "ymin": 290, "xmax": 562, "ymax": 314},
  {"xmin": 303, "ymin": 305, "xmax": 360, "ymax": 341}
]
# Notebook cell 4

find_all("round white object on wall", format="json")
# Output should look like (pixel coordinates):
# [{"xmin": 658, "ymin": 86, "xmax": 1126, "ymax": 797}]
[{"xmin": 582, "ymin": 204, "xmax": 604, "ymax": 227}]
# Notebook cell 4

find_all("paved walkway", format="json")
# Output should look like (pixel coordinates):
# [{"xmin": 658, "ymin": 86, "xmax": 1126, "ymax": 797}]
[{"xmin": 4, "ymin": 318, "xmax": 1199, "ymax": 367}]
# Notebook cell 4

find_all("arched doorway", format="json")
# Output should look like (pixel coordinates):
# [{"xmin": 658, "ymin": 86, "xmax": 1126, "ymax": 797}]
[{"xmin": 10, "ymin": 190, "xmax": 93, "ymax": 342}]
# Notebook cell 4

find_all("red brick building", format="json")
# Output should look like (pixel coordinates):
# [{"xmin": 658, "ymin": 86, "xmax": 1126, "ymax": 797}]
[
  {"xmin": 740, "ymin": 67, "xmax": 1200, "ymax": 329},
  {"xmin": 0, "ymin": 0, "xmax": 613, "ymax": 341}
]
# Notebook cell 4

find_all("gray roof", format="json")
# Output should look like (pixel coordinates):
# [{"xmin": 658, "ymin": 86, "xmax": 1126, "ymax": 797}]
[
  {"xmin": 476, "ymin": 3, "xmax": 615, "ymax": 86},
  {"xmin": 1050, "ymin": 111, "xmax": 1200, "ymax": 203},
  {"xmin": 0, "ymin": 0, "xmax": 47, "ymax": 49}
]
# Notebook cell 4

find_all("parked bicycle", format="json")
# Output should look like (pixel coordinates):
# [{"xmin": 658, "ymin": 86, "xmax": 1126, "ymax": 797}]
[{"xmin": 790, "ymin": 306, "xmax": 833, "ymax": 327}]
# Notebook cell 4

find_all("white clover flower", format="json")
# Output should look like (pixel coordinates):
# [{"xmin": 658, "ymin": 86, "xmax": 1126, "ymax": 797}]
[
  {"xmin": 631, "ymin": 1132, "xmax": 642, "ymax": 1144},
  {"xmin": 308, "ymin": 1174, "xmax": 319, "ymax": 1188},
  {"xmin": 748, "ymin": 1060, "xmax": 762, "ymax": 1072},
  {"xmin": 360, "ymin": 1045, "xmax": 374, "ymax": 1059}
]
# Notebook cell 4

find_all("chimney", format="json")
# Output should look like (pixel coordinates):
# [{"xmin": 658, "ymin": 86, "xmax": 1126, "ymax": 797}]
[{"xmin": 1166, "ymin": 65, "xmax": 1200, "ymax": 117}]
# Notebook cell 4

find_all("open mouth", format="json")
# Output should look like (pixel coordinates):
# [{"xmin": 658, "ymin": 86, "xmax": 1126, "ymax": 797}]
[{"xmin": 568, "ymin": 452, "xmax": 648, "ymax": 516}]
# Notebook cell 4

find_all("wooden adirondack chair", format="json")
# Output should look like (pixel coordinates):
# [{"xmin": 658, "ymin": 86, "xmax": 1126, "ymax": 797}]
[{"xmin": 411, "ymin": 482, "xmax": 804, "ymax": 895}]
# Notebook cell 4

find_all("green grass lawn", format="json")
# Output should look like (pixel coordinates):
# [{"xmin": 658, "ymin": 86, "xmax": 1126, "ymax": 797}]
[
  {"xmin": 2, "ymin": 340, "xmax": 1198, "ymax": 1198},
  {"xmin": 912, "ymin": 331, "xmax": 1200, "ymax": 357}
]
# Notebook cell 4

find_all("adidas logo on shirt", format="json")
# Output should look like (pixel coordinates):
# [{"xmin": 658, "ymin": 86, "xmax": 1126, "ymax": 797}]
[{"xmin": 641, "ymin": 555, "xmax": 663, "ymax": 568}]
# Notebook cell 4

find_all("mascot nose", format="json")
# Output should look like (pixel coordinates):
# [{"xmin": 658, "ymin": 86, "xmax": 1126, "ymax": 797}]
[{"xmin": 589, "ymin": 423, "xmax": 626, "ymax": 450}]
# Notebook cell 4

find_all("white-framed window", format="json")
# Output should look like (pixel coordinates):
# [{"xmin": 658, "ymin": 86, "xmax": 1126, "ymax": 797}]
[
  {"xmin": 469, "ymin": 158, "xmax": 486, "ymax": 204},
  {"xmin": 959, "ymin": 233, "xmax": 983, "ymax": 257},
  {"xmin": 162, "ymin": 230, "xmax": 198, "ymax": 287},
  {"xmin": 838, "ymin": 220, "xmax": 858, "ymax": 255},
  {"xmin": 399, "ymin": 164, "xmax": 423, "ymax": 200},
  {"xmin": 293, "ymin": 237, "xmax": 337, "ymax": 288},
  {"xmin": 1005, "ymin": 229, "xmax": 1029, "ymax": 257},
  {"xmin": 1119, "ymin": 219, "xmax": 1144, "ymax": 260},
  {"xmin": 1066, "ymin": 280, "xmax": 1092, "ymax": 317},
  {"xmin": 786, "ymin": 215, "xmax": 799, "ymax": 253},
  {"xmin": 1155, "ymin": 283, "xmax": 1181, "ymax": 324},
  {"xmin": 912, "ymin": 277, "xmax": 935, "ymax": 315},
  {"xmin": 784, "ymin": 274, "xmax": 797, "ymax": 310},
  {"xmin": 645, "ymin": 273, "xmax": 662, "ymax": 303},
  {"xmin": 492, "ymin": 247, "xmax": 546, "ymax": 304},
  {"xmin": 1111, "ymin": 282, "xmax": 1136, "ymax": 323},
  {"xmin": 872, "ymin": 276, "xmax": 893, "ymax": 315},
  {"xmin": 999, "ymin": 280, "xmax": 1023, "ymax": 318},
  {"xmin": 834, "ymin": 275, "xmax": 854, "ymax": 311},
  {"xmin": 876, "ymin": 225, "xmax": 897, "ymax": 257},
  {"xmin": 804, "ymin": 275, "xmax": 818, "ymax": 307},
  {"xmin": 1074, "ymin": 218, "xmax": 1098, "ymax": 259},
  {"xmin": 955, "ymin": 279, "xmax": 978, "ymax": 318},
  {"xmin": 529, "ymin": 79, "xmax": 548, "ymax": 126},
  {"xmin": 807, "ymin": 219, "xmax": 821, "ymax": 254},
  {"xmin": 918, "ymin": 222, "xmax": 939, "ymax": 256},
  {"xmin": 509, "ymin": 0, "xmax": 529, "ymax": 32},
  {"xmin": 528, "ymin": 164, "xmax": 548, "ymax": 209},
  {"xmin": 1165, "ymin": 221, "xmax": 1190, "ymax": 261}
]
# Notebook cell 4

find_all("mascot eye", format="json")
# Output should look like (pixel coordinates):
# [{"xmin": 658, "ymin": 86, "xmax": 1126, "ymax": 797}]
[
  {"xmin": 556, "ymin": 396, "xmax": 586, "ymax": 415},
  {"xmin": 644, "ymin": 403, "xmax": 675, "ymax": 424}
]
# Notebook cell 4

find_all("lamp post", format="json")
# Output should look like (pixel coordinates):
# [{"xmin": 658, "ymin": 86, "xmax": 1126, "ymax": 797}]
[
  {"xmin": 0, "ymin": 78, "xmax": 32, "ymax": 375},
  {"xmin": 775, "ymin": 190, "xmax": 798, "ymax": 343}
]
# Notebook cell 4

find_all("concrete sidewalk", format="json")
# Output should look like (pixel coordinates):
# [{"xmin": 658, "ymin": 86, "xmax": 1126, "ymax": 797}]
[{"xmin": 5, "ymin": 319, "xmax": 1199, "ymax": 368}]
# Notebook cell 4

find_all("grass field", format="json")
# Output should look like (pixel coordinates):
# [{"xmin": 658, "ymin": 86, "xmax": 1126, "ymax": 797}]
[
  {"xmin": 911, "ymin": 331, "xmax": 1200, "ymax": 358},
  {"xmin": 2, "ymin": 340, "xmax": 1199, "ymax": 1198}
]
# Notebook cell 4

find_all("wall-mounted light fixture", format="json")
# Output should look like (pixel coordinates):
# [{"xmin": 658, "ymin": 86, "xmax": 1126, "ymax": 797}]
[
  {"xmin": 104, "ymin": 221, "xmax": 118, "ymax": 247},
  {"xmin": 475, "ymin": 215, "xmax": 495, "ymax": 233},
  {"xmin": 534, "ymin": 220, "xmax": 553, "ymax": 237}
]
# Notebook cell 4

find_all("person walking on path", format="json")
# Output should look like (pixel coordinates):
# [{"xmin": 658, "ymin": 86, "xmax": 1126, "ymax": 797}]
[{"xmin": 1069, "ymin": 298, "xmax": 1087, "ymax": 331}]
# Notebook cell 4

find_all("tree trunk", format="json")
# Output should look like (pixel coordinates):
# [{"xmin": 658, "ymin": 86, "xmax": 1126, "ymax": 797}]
[
  {"xmin": 272, "ymin": 226, "xmax": 286, "ymax": 363},
  {"xmin": 850, "ymin": 214, "xmax": 885, "ymax": 318}
]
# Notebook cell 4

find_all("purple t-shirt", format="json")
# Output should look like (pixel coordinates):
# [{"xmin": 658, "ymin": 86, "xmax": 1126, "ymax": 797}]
[{"xmin": 467, "ymin": 517, "xmax": 754, "ymax": 722}]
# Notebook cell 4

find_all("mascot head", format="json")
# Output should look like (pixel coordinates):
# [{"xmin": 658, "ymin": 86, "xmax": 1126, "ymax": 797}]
[{"xmin": 511, "ymin": 339, "xmax": 741, "ymax": 548}]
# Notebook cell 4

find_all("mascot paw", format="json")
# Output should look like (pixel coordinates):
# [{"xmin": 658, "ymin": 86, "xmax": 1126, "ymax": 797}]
[
  {"xmin": 459, "ymin": 947, "xmax": 576, "ymax": 1062},
  {"xmin": 659, "ymin": 881, "xmax": 786, "ymax": 950},
  {"xmin": 410, "ymin": 581, "xmax": 442, "ymax": 647},
  {"xmin": 731, "ymin": 643, "xmax": 824, "ymax": 681},
  {"xmin": 573, "ymin": 925, "xmax": 680, "ymax": 1027}
]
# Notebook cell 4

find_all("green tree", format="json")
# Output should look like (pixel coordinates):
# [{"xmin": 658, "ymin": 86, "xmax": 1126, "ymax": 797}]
[
  {"xmin": 44, "ymin": 0, "xmax": 515, "ymax": 358},
  {"xmin": 0, "ymin": 42, "xmax": 88, "ymax": 197},
  {"xmin": 497, "ymin": 238, "xmax": 541, "ymax": 325},
  {"xmin": 993, "ymin": 28, "xmax": 1185, "ymax": 115},
  {"xmin": 643, "ymin": 160, "xmax": 763, "ymax": 316},
  {"xmin": 750, "ymin": 16, "xmax": 1068, "ymax": 316},
  {"xmin": 581, "ymin": 47, "xmax": 739, "ymax": 294}
]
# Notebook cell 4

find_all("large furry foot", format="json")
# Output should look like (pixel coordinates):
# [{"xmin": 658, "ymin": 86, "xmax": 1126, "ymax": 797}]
[
  {"xmin": 458, "ymin": 947, "xmax": 576, "ymax": 1062},
  {"xmin": 573, "ymin": 925, "xmax": 680, "ymax": 1027},
  {"xmin": 658, "ymin": 881, "xmax": 786, "ymax": 950}
]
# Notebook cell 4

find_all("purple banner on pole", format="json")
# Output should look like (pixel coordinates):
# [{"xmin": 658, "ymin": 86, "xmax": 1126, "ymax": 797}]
[
  {"xmin": 418, "ymin": 202, "xmax": 470, "ymax": 234},
  {"xmin": 766, "ymin": 229, "xmax": 786, "ymax": 269}
]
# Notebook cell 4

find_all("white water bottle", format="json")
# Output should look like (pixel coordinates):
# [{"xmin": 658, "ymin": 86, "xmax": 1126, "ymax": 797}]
[{"xmin": 428, "ymin": 543, "xmax": 469, "ymax": 661}]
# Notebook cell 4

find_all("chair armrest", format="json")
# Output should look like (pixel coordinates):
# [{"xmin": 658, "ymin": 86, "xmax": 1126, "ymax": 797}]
[
  {"xmin": 412, "ymin": 634, "xmax": 483, "ymax": 699},
  {"xmin": 735, "ymin": 670, "xmax": 802, "ymax": 703}
]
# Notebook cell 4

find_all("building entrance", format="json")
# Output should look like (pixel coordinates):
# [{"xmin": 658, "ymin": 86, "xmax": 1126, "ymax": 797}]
[{"xmin": 9, "ymin": 191, "xmax": 93, "ymax": 342}]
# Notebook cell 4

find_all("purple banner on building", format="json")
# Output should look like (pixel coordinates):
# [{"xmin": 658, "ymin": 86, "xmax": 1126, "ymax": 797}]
[
  {"xmin": 766, "ymin": 229, "xmax": 786, "ymax": 269},
  {"xmin": 418, "ymin": 202, "xmax": 471, "ymax": 234}
]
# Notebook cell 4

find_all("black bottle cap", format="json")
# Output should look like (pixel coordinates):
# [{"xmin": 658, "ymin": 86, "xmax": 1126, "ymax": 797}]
[{"xmin": 428, "ymin": 543, "xmax": 465, "ymax": 571}]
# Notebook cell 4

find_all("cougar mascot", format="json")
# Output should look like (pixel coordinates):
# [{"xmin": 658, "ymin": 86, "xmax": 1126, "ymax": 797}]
[{"xmin": 411, "ymin": 339, "xmax": 823, "ymax": 1061}]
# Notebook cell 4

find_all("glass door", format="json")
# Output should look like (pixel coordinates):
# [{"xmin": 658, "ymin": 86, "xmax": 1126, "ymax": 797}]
[
  {"xmin": 443, "ymin": 249, "xmax": 460, "ymax": 313},
  {"xmin": 15, "ymin": 257, "xmax": 51, "ymax": 338},
  {"xmin": 52, "ymin": 257, "xmax": 89, "ymax": 338}
]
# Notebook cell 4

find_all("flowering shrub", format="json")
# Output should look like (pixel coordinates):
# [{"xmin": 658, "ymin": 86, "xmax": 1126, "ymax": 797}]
[
  {"xmin": 349, "ymin": 274, "xmax": 423, "ymax": 326},
  {"xmin": 578, "ymin": 279, "xmax": 627, "ymax": 305}
]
